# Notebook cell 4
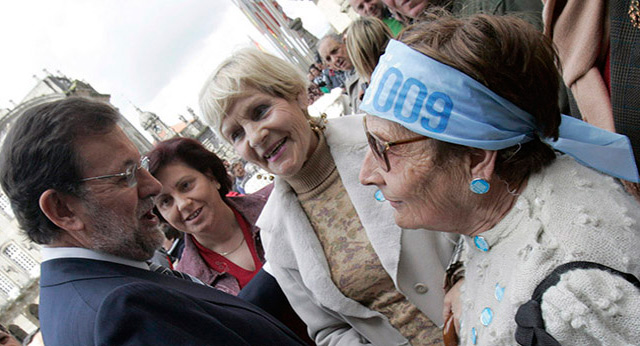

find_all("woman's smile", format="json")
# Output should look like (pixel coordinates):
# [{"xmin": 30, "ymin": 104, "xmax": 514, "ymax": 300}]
[
  {"xmin": 185, "ymin": 207, "xmax": 203, "ymax": 222},
  {"xmin": 223, "ymin": 90, "xmax": 318, "ymax": 178},
  {"xmin": 264, "ymin": 138, "xmax": 288, "ymax": 161},
  {"xmin": 155, "ymin": 162, "xmax": 231, "ymax": 236}
]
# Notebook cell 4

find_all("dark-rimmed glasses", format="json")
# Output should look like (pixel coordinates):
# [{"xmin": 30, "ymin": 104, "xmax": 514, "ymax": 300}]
[
  {"xmin": 364, "ymin": 117, "xmax": 429, "ymax": 172},
  {"xmin": 80, "ymin": 156, "xmax": 150, "ymax": 187}
]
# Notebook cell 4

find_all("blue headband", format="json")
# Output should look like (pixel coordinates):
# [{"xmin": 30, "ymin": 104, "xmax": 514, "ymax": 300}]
[{"xmin": 360, "ymin": 40, "xmax": 639, "ymax": 183}]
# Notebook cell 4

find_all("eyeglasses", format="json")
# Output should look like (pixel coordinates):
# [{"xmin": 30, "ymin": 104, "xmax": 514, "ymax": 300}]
[
  {"xmin": 364, "ymin": 117, "xmax": 429, "ymax": 172},
  {"xmin": 80, "ymin": 156, "xmax": 150, "ymax": 187}
]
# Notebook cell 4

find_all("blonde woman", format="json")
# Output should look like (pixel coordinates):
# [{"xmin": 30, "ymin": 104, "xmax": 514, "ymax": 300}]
[
  {"xmin": 346, "ymin": 16, "xmax": 393, "ymax": 82},
  {"xmin": 199, "ymin": 48, "xmax": 456, "ymax": 345}
]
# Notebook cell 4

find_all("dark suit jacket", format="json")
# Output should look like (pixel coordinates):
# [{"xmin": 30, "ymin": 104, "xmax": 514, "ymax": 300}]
[{"xmin": 39, "ymin": 258, "xmax": 306, "ymax": 346}]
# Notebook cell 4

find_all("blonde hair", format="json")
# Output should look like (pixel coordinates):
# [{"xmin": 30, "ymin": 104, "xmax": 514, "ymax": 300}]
[
  {"xmin": 199, "ymin": 48, "xmax": 308, "ymax": 136},
  {"xmin": 346, "ymin": 17, "xmax": 393, "ymax": 81}
]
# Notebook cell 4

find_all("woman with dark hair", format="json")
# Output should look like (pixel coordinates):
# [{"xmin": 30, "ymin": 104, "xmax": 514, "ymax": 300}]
[
  {"xmin": 147, "ymin": 137, "xmax": 271, "ymax": 294},
  {"xmin": 359, "ymin": 13, "xmax": 640, "ymax": 345},
  {"xmin": 148, "ymin": 137, "xmax": 312, "ymax": 344}
]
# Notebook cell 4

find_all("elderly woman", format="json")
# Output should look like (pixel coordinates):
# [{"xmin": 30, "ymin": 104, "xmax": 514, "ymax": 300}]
[
  {"xmin": 358, "ymin": 14, "xmax": 640, "ymax": 346},
  {"xmin": 199, "ymin": 48, "xmax": 455, "ymax": 345},
  {"xmin": 346, "ymin": 16, "xmax": 393, "ymax": 83}
]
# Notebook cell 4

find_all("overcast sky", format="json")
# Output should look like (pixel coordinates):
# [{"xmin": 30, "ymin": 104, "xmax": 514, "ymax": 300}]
[{"xmin": 0, "ymin": 0, "xmax": 330, "ymax": 132}]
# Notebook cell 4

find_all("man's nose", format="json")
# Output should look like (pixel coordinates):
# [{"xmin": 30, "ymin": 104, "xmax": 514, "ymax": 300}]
[{"xmin": 137, "ymin": 168, "xmax": 162, "ymax": 199}]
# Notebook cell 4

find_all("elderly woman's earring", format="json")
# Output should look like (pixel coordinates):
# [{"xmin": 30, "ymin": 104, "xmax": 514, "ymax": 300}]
[{"xmin": 470, "ymin": 178, "xmax": 490, "ymax": 194}]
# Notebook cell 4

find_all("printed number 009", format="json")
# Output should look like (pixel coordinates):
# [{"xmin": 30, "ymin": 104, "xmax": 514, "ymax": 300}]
[{"xmin": 372, "ymin": 67, "xmax": 452, "ymax": 133}]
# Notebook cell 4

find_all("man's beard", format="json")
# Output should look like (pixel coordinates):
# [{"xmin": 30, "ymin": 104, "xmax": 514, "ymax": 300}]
[{"xmin": 84, "ymin": 196, "xmax": 163, "ymax": 261}]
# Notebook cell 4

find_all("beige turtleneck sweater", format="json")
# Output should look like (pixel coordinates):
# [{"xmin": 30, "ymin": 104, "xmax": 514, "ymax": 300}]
[{"xmin": 285, "ymin": 132, "xmax": 442, "ymax": 345}]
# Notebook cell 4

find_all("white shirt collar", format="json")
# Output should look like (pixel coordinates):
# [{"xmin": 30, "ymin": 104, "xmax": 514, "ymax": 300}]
[{"xmin": 41, "ymin": 246, "xmax": 149, "ymax": 271}]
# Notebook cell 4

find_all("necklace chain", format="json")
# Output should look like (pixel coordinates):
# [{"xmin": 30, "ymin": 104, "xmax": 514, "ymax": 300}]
[{"xmin": 218, "ymin": 235, "xmax": 246, "ymax": 256}]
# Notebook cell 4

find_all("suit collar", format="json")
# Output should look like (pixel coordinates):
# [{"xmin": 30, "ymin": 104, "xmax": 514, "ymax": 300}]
[
  {"xmin": 40, "ymin": 258, "xmax": 235, "ymax": 305},
  {"xmin": 41, "ymin": 246, "xmax": 149, "ymax": 270}
]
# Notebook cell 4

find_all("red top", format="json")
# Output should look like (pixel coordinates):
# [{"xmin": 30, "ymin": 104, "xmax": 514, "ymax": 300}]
[{"xmin": 192, "ymin": 208, "xmax": 262, "ymax": 288}]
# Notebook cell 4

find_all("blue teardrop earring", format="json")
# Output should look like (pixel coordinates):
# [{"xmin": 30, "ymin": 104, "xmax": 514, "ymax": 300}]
[{"xmin": 470, "ymin": 178, "xmax": 490, "ymax": 194}]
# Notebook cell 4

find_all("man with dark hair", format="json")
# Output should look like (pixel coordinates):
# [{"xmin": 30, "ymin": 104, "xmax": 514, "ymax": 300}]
[{"xmin": 0, "ymin": 97, "xmax": 304, "ymax": 346}]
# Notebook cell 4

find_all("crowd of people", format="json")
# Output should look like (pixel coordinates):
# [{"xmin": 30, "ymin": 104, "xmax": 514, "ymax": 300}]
[{"xmin": 1, "ymin": 1, "xmax": 639, "ymax": 345}]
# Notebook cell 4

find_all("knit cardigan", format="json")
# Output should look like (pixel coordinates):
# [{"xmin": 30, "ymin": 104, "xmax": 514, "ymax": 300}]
[{"xmin": 458, "ymin": 155, "xmax": 640, "ymax": 345}]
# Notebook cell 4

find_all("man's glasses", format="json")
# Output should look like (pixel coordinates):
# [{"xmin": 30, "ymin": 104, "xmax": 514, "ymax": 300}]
[
  {"xmin": 363, "ymin": 117, "xmax": 429, "ymax": 172},
  {"xmin": 80, "ymin": 156, "xmax": 150, "ymax": 187}
]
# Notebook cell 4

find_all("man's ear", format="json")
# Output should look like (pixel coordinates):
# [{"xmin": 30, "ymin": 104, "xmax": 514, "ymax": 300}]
[
  {"xmin": 469, "ymin": 149, "xmax": 498, "ymax": 181},
  {"xmin": 39, "ymin": 189, "xmax": 85, "ymax": 233}
]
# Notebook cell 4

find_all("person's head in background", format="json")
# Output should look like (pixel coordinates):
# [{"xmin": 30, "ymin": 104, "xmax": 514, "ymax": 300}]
[
  {"xmin": 346, "ymin": 16, "xmax": 393, "ymax": 82},
  {"xmin": 318, "ymin": 34, "xmax": 354, "ymax": 72},
  {"xmin": 160, "ymin": 222, "xmax": 183, "ymax": 251},
  {"xmin": 232, "ymin": 161, "xmax": 246, "ymax": 178},
  {"xmin": 0, "ymin": 324, "xmax": 21, "ymax": 346},
  {"xmin": 309, "ymin": 64, "xmax": 322, "ymax": 78},
  {"xmin": 380, "ymin": 0, "xmax": 448, "ymax": 20},
  {"xmin": 349, "ymin": 0, "xmax": 385, "ymax": 19}
]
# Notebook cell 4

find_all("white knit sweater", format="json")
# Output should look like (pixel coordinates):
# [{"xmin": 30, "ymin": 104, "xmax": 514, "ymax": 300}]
[{"xmin": 458, "ymin": 155, "xmax": 640, "ymax": 345}]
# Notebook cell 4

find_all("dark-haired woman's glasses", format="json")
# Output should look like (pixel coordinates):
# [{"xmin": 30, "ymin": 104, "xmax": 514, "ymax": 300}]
[{"xmin": 364, "ymin": 117, "xmax": 428, "ymax": 172}]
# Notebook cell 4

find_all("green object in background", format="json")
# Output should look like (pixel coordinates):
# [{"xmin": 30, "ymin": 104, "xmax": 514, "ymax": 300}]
[
  {"xmin": 383, "ymin": 17, "xmax": 403, "ymax": 37},
  {"xmin": 320, "ymin": 86, "xmax": 330, "ymax": 94}
]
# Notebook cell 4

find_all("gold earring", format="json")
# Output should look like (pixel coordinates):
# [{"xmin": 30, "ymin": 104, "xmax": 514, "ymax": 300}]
[{"xmin": 309, "ymin": 113, "xmax": 328, "ymax": 132}]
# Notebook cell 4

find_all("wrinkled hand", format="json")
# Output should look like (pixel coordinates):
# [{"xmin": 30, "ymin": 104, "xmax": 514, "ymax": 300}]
[{"xmin": 443, "ymin": 279, "xmax": 463, "ymax": 334}]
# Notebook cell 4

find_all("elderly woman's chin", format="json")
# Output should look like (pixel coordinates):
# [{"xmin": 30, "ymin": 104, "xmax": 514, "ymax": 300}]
[
  {"xmin": 390, "ymin": 206, "xmax": 421, "ymax": 230},
  {"xmin": 391, "ymin": 201, "xmax": 458, "ymax": 232}
]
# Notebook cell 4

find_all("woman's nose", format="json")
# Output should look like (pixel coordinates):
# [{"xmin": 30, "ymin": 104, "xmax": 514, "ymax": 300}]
[
  {"xmin": 175, "ymin": 195, "xmax": 192, "ymax": 213},
  {"xmin": 248, "ymin": 126, "xmax": 267, "ymax": 148},
  {"xmin": 359, "ymin": 149, "xmax": 382, "ymax": 186}
]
